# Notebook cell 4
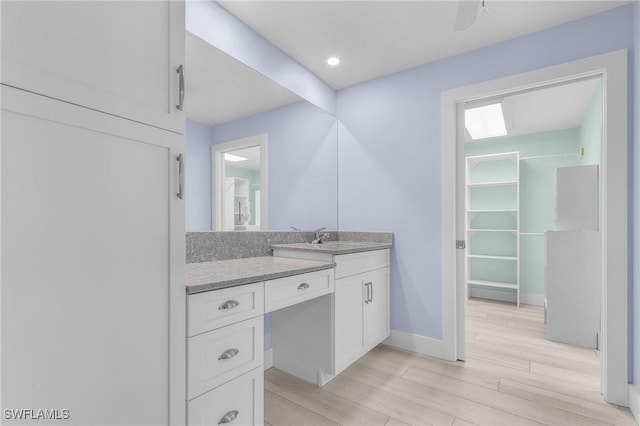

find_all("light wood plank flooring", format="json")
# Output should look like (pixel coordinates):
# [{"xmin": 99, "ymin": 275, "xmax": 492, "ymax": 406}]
[{"xmin": 265, "ymin": 298, "xmax": 636, "ymax": 426}]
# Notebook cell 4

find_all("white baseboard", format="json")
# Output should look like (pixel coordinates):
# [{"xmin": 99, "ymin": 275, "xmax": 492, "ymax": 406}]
[
  {"xmin": 628, "ymin": 384, "xmax": 639, "ymax": 421},
  {"xmin": 383, "ymin": 329, "xmax": 453, "ymax": 361},
  {"xmin": 469, "ymin": 287, "xmax": 544, "ymax": 307},
  {"xmin": 264, "ymin": 348, "xmax": 273, "ymax": 370},
  {"xmin": 520, "ymin": 293, "xmax": 545, "ymax": 307}
]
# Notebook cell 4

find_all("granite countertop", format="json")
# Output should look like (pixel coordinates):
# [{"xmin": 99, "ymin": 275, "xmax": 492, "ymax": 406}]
[
  {"xmin": 271, "ymin": 241, "xmax": 392, "ymax": 255},
  {"xmin": 186, "ymin": 256, "xmax": 336, "ymax": 294}
]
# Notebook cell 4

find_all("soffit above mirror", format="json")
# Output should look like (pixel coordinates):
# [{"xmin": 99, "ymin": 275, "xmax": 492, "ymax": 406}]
[{"xmin": 185, "ymin": 31, "xmax": 301, "ymax": 126}]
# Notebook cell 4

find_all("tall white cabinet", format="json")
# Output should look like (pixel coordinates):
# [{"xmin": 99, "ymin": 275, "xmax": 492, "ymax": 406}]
[
  {"xmin": 1, "ymin": 2, "xmax": 186, "ymax": 424},
  {"xmin": 466, "ymin": 152, "xmax": 520, "ymax": 306}
]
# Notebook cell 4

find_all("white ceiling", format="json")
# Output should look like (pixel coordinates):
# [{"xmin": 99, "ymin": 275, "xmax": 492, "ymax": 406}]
[
  {"xmin": 501, "ymin": 77, "xmax": 600, "ymax": 138},
  {"xmin": 225, "ymin": 146, "xmax": 261, "ymax": 170},
  {"xmin": 185, "ymin": 31, "xmax": 301, "ymax": 126},
  {"xmin": 219, "ymin": 0, "xmax": 629, "ymax": 90},
  {"xmin": 189, "ymin": 1, "xmax": 613, "ymax": 133}
]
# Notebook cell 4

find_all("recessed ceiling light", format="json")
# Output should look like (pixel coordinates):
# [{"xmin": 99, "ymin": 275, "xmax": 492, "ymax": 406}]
[
  {"xmin": 224, "ymin": 153, "xmax": 248, "ymax": 162},
  {"xmin": 327, "ymin": 57, "xmax": 340, "ymax": 66},
  {"xmin": 465, "ymin": 103, "xmax": 508, "ymax": 140}
]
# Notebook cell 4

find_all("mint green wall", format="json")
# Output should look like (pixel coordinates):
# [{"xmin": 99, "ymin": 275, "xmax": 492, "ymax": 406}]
[
  {"xmin": 466, "ymin": 128, "xmax": 581, "ymax": 295},
  {"xmin": 579, "ymin": 85, "xmax": 602, "ymax": 166},
  {"xmin": 225, "ymin": 165, "xmax": 261, "ymax": 226}
]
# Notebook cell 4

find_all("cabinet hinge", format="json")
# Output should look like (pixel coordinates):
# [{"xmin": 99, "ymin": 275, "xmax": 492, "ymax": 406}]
[{"xmin": 456, "ymin": 240, "xmax": 466, "ymax": 250}]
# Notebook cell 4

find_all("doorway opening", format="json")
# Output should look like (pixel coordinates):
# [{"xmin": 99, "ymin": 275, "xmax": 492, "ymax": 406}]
[{"xmin": 441, "ymin": 49, "xmax": 628, "ymax": 405}]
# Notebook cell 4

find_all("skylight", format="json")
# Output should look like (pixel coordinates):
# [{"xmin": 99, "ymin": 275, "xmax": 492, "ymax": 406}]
[
  {"xmin": 224, "ymin": 153, "xmax": 248, "ymax": 162},
  {"xmin": 465, "ymin": 103, "xmax": 507, "ymax": 140}
]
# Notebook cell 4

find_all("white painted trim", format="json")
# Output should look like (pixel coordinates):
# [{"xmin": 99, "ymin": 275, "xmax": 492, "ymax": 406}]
[
  {"xmin": 520, "ymin": 293, "xmax": 545, "ymax": 307},
  {"xmin": 211, "ymin": 134, "xmax": 268, "ymax": 231},
  {"xmin": 628, "ymin": 385, "xmax": 640, "ymax": 425},
  {"xmin": 383, "ymin": 330, "xmax": 450, "ymax": 360},
  {"xmin": 468, "ymin": 288, "xmax": 545, "ymax": 307},
  {"xmin": 264, "ymin": 348, "xmax": 273, "ymax": 370},
  {"xmin": 441, "ymin": 49, "xmax": 628, "ymax": 406}
]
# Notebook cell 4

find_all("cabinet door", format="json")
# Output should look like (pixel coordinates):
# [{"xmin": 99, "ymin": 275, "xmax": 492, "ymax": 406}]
[
  {"xmin": 364, "ymin": 268, "xmax": 391, "ymax": 351},
  {"xmin": 1, "ymin": 0, "xmax": 185, "ymax": 134},
  {"xmin": 334, "ymin": 275, "xmax": 365, "ymax": 374},
  {"xmin": 1, "ymin": 86, "xmax": 185, "ymax": 425}
]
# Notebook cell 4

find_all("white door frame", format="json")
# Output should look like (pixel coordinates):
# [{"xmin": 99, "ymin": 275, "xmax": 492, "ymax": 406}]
[
  {"xmin": 441, "ymin": 49, "xmax": 628, "ymax": 406},
  {"xmin": 212, "ymin": 133, "xmax": 268, "ymax": 231}
]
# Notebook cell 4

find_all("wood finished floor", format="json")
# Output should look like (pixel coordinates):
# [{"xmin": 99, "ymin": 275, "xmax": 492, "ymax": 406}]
[{"xmin": 264, "ymin": 298, "xmax": 636, "ymax": 426}]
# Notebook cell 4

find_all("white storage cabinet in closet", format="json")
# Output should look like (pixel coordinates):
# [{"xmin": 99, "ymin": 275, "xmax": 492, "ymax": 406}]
[
  {"xmin": 466, "ymin": 152, "xmax": 520, "ymax": 305},
  {"xmin": 1, "ymin": 2, "xmax": 186, "ymax": 424}
]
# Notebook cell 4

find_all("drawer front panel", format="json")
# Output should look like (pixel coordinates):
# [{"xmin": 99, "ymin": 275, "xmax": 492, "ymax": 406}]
[
  {"xmin": 187, "ymin": 316, "xmax": 263, "ymax": 400},
  {"xmin": 265, "ymin": 269, "xmax": 334, "ymax": 313},
  {"xmin": 187, "ymin": 282, "xmax": 264, "ymax": 337},
  {"xmin": 335, "ymin": 249, "xmax": 390, "ymax": 279},
  {"xmin": 187, "ymin": 366, "xmax": 264, "ymax": 426}
]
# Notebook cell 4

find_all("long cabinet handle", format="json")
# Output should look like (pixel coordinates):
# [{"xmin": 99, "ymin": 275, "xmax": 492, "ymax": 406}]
[
  {"xmin": 364, "ymin": 282, "xmax": 373, "ymax": 303},
  {"xmin": 176, "ymin": 153, "xmax": 184, "ymax": 200},
  {"xmin": 218, "ymin": 410, "xmax": 239, "ymax": 424},
  {"xmin": 297, "ymin": 282, "xmax": 310, "ymax": 290},
  {"xmin": 218, "ymin": 300, "xmax": 240, "ymax": 310},
  {"xmin": 218, "ymin": 348, "xmax": 239, "ymax": 360},
  {"xmin": 176, "ymin": 65, "xmax": 185, "ymax": 111}
]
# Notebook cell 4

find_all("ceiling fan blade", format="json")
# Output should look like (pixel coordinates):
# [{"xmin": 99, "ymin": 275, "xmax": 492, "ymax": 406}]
[{"xmin": 454, "ymin": 0, "xmax": 481, "ymax": 31}]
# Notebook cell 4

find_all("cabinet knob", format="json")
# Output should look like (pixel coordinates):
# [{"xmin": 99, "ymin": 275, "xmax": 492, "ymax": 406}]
[
  {"xmin": 218, "ymin": 300, "xmax": 240, "ymax": 310},
  {"xmin": 218, "ymin": 410, "xmax": 239, "ymax": 424},
  {"xmin": 218, "ymin": 348, "xmax": 239, "ymax": 360},
  {"xmin": 297, "ymin": 282, "xmax": 310, "ymax": 290}
]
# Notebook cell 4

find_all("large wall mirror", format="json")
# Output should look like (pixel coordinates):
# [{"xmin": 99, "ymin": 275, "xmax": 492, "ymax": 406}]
[{"xmin": 184, "ymin": 31, "xmax": 338, "ymax": 232}]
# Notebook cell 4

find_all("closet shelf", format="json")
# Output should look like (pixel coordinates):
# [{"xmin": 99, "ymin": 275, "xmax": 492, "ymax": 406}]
[
  {"xmin": 468, "ymin": 228, "xmax": 517, "ymax": 233},
  {"xmin": 467, "ymin": 209, "xmax": 517, "ymax": 214},
  {"xmin": 467, "ymin": 254, "xmax": 518, "ymax": 261},
  {"xmin": 467, "ymin": 180, "xmax": 518, "ymax": 188},
  {"xmin": 467, "ymin": 279, "xmax": 518, "ymax": 290}
]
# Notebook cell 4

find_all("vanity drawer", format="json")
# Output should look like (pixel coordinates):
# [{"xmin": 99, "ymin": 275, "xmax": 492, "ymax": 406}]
[
  {"xmin": 187, "ymin": 282, "xmax": 264, "ymax": 337},
  {"xmin": 187, "ymin": 316, "xmax": 264, "ymax": 400},
  {"xmin": 265, "ymin": 269, "xmax": 334, "ymax": 313},
  {"xmin": 334, "ymin": 249, "xmax": 390, "ymax": 279},
  {"xmin": 187, "ymin": 366, "xmax": 264, "ymax": 426}
]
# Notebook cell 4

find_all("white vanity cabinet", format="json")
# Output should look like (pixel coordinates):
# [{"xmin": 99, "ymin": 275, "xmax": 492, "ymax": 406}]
[
  {"xmin": 271, "ymin": 248, "xmax": 391, "ymax": 381},
  {"xmin": 186, "ymin": 283, "xmax": 265, "ymax": 426},
  {"xmin": 1, "ymin": 0, "xmax": 185, "ymax": 134},
  {"xmin": 334, "ymin": 251, "xmax": 390, "ymax": 374},
  {"xmin": 185, "ymin": 268, "xmax": 334, "ymax": 426}
]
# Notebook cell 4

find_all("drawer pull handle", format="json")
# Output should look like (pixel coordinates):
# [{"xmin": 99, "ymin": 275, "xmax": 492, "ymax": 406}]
[
  {"xmin": 219, "ymin": 300, "xmax": 240, "ymax": 310},
  {"xmin": 218, "ymin": 348, "xmax": 239, "ymax": 360},
  {"xmin": 218, "ymin": 410, "xmax": 239, "ymax": 424},
  {"xmin": 297, "ymin": 282, "xmax": 310, "ymax": 290}
]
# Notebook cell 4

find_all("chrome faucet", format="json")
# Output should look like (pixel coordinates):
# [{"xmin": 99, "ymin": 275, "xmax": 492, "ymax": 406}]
[{"xmin": 311, "ymin": 227, "xmax": 329, "ymax": 244}]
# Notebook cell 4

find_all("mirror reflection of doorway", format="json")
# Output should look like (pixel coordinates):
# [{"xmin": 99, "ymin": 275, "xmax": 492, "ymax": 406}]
[
  {"xmin": 212, "ymin": 134, "xmax": 267, "ymax": 231},
  {"xmin": 223, "ymin": 146, "xmax": 261, "ymax": 231}
]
